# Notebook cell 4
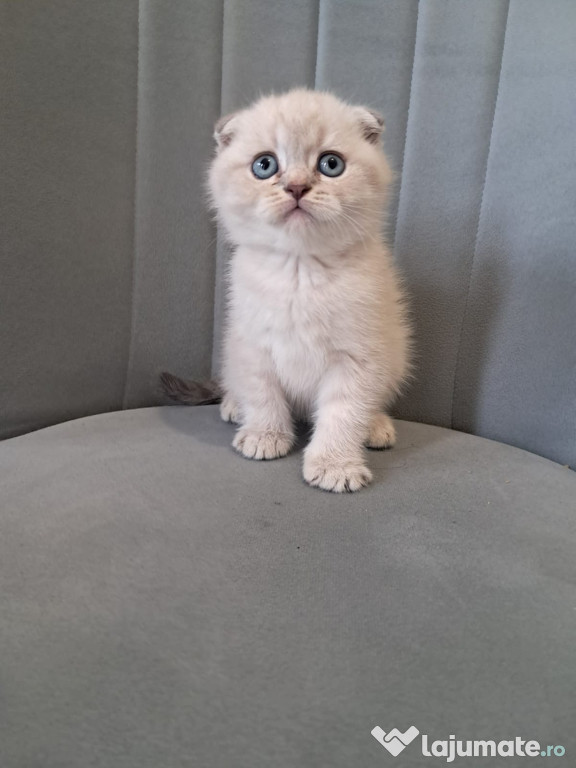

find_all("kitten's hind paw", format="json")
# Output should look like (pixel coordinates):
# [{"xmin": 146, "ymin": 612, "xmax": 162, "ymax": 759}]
[
  {"xmin": 366, "ymin": 412, "xmax": 396, "ymax": 450},
  {"xmin": 233, "ymin": 428, "xmax": 294, "ymax": 460},
  {"xmin": 303, "ymin": 457, "xmax": 373, "ymax": 493}
]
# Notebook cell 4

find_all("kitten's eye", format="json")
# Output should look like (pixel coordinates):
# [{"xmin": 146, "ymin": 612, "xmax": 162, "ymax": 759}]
[
  {"xmin": 252, "ymin": 153, "xmax": 279, "ymax": 179},
  {"xmin": 318, "ymin": 152, "xmax": 345, "ymax": 177}
]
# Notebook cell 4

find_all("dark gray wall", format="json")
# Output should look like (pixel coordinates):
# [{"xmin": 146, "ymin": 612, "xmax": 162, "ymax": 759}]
[{"xmin": 1, "ymin": 0, "xmax": 575, "ymax": 467}]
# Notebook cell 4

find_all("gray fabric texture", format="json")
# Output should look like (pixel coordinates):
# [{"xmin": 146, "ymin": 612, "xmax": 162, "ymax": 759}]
[
  {"xmin": 124, "ymin": 0, "xmax": 224, "ymax": 409},
  {"xmin": 0, "ymin": 0, "xmax": 139, "ymax": 438},
  {"xmin": 451, "ymin": 0, "xmax": 576, "ymax": 465},
  {"xmin": 1, "ymin": 405, "xmax": 575, "ymax": 767},
  {"xmin": 1, "ymin": 0, "xmax": 575, "ymax": 468},
  {"xmin": 392, "ymin": 0, "xmax": 509, "ymax": 428}
]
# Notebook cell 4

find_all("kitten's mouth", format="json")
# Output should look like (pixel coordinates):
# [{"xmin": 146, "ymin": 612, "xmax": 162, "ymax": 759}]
[{"xmin": 285, "ymin": 204, "xmax": 311, "ymax": 221}]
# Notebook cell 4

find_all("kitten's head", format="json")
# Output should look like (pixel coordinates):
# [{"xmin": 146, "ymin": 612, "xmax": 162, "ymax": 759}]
[{"xmin": 208, "ymin": 89, "xmax": 392, "ymax": 254}]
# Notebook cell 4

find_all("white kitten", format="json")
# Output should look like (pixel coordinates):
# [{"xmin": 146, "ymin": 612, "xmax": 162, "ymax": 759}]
[{"xmin": 165, "ymin": 89, "xmax": 411, "ymax": 492}]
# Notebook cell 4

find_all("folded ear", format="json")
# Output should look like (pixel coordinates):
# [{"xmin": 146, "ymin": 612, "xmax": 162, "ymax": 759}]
[
  {"xmin": 214, "ymin": 112, "xmax": 239, "ymax": 149},
  {"xmin": 353, "ymin": 106, "xmax": 385, "ymax": 145}
]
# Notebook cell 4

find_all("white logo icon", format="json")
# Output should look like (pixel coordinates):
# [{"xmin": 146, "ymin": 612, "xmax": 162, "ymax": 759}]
[{"xmin": 371, "ymin": 725, "xmax": 420, "ymax": 756}]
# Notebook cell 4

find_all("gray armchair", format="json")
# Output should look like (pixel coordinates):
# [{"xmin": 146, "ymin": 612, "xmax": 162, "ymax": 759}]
[{"xmin": 1, "ymin": 2, "xmax": 575, "ymax": 766}]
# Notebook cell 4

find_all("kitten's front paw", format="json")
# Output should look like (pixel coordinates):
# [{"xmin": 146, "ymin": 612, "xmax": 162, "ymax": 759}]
[
  {"xmin": 303, "ymin": 456, "xmax": 373, "ymax": 493},
  {"xmin": 220, "ymin": 395, "xmax": 240, "ymax": 424},
  {"xmin": 233, "ymin": 428, "xmax": 294, "ymax": 460},
  {"xmin": 366, "ymin": 412, "xmax": 396, "ymax": 449}
]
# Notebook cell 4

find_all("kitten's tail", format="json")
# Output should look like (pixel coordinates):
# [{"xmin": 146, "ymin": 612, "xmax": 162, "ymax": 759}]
[{"xmin": 159, "ymin": 372, "xmax": 223, "ymax": 405}]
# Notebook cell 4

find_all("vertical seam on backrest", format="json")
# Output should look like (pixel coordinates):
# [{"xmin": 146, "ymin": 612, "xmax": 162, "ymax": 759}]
[
  {"xmin": 450, "ymin": 0, "xmax": 511, "ymax": 429},
  {"xmin": 212, "ymin": 0, "xmax": 226, "ymax": 370},
  {"xmin": 210, "ymin": 0, "xmax": 228, "ymax": 376},
  {"xmin": 313, "ymin": 0, "xmax": 322, "ymax": 89},
  {"xmin": 392, "ymin": 0, "xmax": 420, "ymax": 255},
  {"xmin": 217, "ymin": 1, "xmax": 226, "ymax": 152},
  {"xmin": 122, "ymin": 0, "xmax": 141, "ymax": 411}
]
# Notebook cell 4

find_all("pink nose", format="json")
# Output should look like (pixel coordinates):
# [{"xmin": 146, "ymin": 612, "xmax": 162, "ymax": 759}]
[{"xmin": 285, "ymin": 183, "xmax": 310, "ymax": 201}]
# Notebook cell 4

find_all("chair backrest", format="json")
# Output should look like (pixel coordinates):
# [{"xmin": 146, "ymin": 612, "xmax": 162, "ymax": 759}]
[{"xmin": 2, "ymin": 0, "xmax": 575, "ymax": 468}]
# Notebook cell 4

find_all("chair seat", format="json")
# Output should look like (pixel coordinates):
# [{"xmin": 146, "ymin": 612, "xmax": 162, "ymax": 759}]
[{"xmin": 1, "ymin": 406, "xmax": 575, "ymax": 767}]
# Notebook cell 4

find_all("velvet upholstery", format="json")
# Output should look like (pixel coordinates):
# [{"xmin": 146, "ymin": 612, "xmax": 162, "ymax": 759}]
[{"xmin": 1, "ymin": 407, "xmax": 575, "ymax": 766}]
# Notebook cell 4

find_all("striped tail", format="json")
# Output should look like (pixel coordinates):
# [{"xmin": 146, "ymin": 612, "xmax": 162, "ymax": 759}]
[{"xmin": 159, "ymin": 372, "xmax": 223, "ymax": 405}]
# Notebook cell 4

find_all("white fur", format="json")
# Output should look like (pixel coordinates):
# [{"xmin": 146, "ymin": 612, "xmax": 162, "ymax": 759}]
[{"xmin": 209, "ymin": 89, "xmax": 411, "ymax": 492}]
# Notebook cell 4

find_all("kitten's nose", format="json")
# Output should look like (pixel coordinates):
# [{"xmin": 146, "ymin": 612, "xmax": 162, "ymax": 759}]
[{"xmin": 285, "ymin": 183, "xmax": 310, "ymax": 201}]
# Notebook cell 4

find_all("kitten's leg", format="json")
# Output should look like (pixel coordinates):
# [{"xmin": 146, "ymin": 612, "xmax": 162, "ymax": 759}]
[
  {"xmin": 303, "ymin": 358, "xmax": 379, "ymax": 492},
  {"xmin": 366, "ymin": 412, "xmax": 396, "ymax": 449},
  {"xmin": 220, "ymin": 393, "xmax": 240, "ymax": 424},
  {"xmin": 227, "ymin": 345, "xmax": 294, "ymax": 461}
]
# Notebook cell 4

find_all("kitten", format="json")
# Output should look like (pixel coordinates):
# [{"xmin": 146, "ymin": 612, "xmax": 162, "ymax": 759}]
[{"xmin": 163, "ymin": 89, "xmax": 411, "ymax": 492}]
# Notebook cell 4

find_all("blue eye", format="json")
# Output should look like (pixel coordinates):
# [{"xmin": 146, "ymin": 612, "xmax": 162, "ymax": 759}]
[
  {"xmin": 318, "ymin": 152, "xmax": 345, "ymax": 177},
  {"xmin": 252, "ymin": 153, "xmax": 279, "ymax": 179}
]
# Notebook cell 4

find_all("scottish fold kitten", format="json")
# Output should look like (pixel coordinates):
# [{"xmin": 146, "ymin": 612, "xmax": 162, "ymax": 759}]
[{"xmin": 163, "ymin": 89, "xmax": 411, "ymax": 492}]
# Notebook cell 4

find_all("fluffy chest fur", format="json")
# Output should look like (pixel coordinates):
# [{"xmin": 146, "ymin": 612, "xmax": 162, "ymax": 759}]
[
  {"xmin": 230, "ymin": 248, "xmax": 338, "ymax": 403},
  {"xmin": 227, "ymin": 242, "xmax": 399, "ymax": 411},
  {"xmin": 233, "ymin": 248, "xmax": 337, "ymax": 338}
]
